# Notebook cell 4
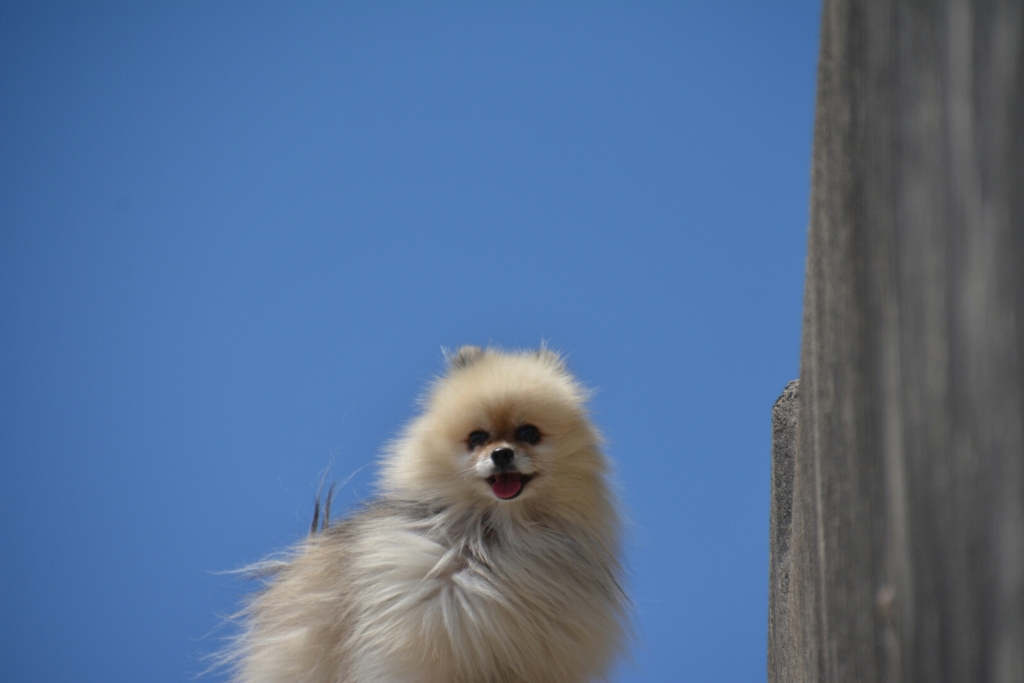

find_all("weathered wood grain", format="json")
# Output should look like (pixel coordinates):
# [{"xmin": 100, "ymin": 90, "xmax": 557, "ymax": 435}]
[
  {"xmin": 769, "ymin": 380, "xmax": 799, "ymax": 681},
  {"xmin": 770, "ymin": 1, "xmax": 1024, "ymax": 682}
]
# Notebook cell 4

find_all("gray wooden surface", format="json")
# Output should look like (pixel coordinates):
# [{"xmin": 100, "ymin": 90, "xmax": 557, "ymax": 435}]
[
  {"xmin": 768, "ymin": 380, "xmax": 799, "ymax": 681},
  {"xmin": 769, "ymin": 1, "xmax": 1024, "ymax": 682}
]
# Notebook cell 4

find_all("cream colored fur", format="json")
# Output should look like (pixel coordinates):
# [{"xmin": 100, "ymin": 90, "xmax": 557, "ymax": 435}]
[{"xmin": 228, "ymin": 347, "xmax": 627, "ymax": 683}]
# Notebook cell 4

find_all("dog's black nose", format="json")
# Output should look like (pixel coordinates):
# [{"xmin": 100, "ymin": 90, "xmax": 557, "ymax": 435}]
[{"xmin": 491, "ymin": 447, "xmax": 514, "ymax": 468}]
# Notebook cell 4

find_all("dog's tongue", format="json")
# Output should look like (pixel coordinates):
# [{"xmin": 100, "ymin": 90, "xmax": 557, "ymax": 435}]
[{"xmin": 491, "ymin": 473, "xmax": 523, "ymax": 499}]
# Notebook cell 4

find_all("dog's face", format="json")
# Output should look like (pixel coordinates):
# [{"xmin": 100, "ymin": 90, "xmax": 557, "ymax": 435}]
[
  {"xmin": 382, "ymin": 347, "xmax": 608, "ymax": 519},
  {"xmin": 466, "ymin": 420, "xmax": 541, "ymax": 501}
]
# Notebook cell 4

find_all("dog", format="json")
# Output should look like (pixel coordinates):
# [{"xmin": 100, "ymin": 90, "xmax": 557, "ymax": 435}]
[{"xmin": 227, "ymin": 346, "xmax": 627, "ymax": 683}]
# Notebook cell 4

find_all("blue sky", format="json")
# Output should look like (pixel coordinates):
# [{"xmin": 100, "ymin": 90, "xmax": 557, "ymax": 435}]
[{"xmin": 0, "ymin": 3, "xmax": 819, "ymax": 681}]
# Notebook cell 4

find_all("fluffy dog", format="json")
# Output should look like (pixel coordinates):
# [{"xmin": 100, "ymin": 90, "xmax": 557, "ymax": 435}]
[{"xmin": 228, "ymin": 346, "xmax": 627, "ymax": 683}]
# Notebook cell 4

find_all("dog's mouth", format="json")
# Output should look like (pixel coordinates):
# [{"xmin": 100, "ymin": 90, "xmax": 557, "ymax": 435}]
[{"xmin": 486, "ymin": 472, "xmax": 534, "ymax": 500}]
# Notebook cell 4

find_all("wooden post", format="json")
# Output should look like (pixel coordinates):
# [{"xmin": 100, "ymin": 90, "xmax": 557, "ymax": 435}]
[
  {"xmin": 769, "ymin": 2, "xmax": 1024, "ymax": 682},
  {"xmin": 769, "ymin": 380, "xmax": 800, "ymax": 680}
]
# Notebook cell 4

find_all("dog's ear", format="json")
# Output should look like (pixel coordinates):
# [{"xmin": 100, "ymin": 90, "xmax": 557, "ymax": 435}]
[
  {"xmin": 534, "ymin": 347, "xmax": 566, "ymax": 371},
  {"xmin": 445, "ymin": 345, "xmax": 484, "ymax": 370}
]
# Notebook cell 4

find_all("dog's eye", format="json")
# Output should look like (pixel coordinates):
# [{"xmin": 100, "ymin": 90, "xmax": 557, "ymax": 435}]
[
  {"xmin": 467, "ymin": 430, "xmax": 490, "ymax": 450},
  {"xmin": 514, "ymin": 424, "xmax": 542, "ymax": 445}
]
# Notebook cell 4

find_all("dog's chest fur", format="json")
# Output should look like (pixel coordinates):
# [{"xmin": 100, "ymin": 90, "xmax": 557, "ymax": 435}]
[{"xmin": 242, "ymin": 501, "xmax": 624, "ymax": 683}]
